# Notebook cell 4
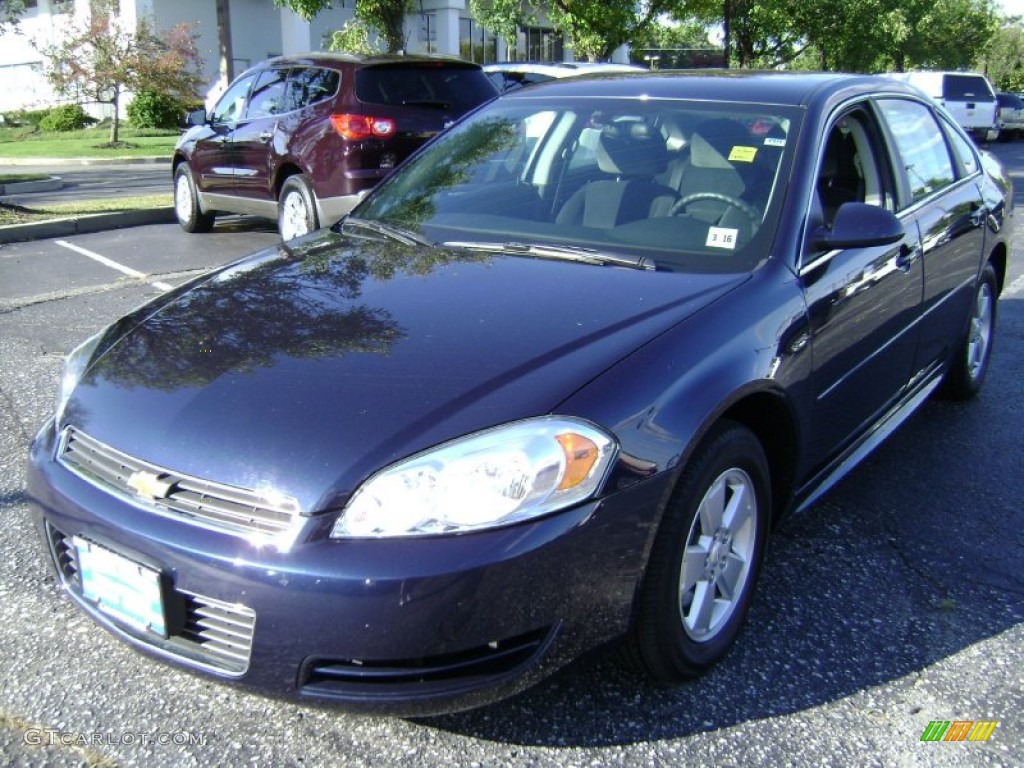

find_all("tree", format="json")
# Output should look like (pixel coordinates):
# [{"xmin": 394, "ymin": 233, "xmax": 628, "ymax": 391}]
[
  {"xmin": 470, "ymin": 0, "xmax": 683, "ymax": 61},
  {"xmin": 325, "ymin": 19, "xmax": 381, "ymax": 55},
  {"xmin": 980, "ymin": 21, "xmax": 1024, "ymax": 91},
  {"xmin": 35, "ymin": 2, "xmax": 203, "ymax": 145},
  {"xmin": 274, "ymin": 0, "xmax": 414, "ymax": 54},
  {"xmin": 1, "ymin": 0, "xmax": 26, "ymax": 34},
  {"xmin": 469, "ymin": 0, "xmax": 530, "ymax": 53}
]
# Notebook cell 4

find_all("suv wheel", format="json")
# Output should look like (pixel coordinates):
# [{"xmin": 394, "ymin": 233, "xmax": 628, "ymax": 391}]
[
  {"xmin": 174, "ymin": 165, "xmax": 215, "ymax": 233},
  {"xmin": 279, "ymin": 175, "xmax": 319, "ymax": 240}
]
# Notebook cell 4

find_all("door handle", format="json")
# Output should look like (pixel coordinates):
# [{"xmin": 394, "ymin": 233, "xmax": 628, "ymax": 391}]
[{"xmin": 896, "ymin": 242, "xmax": 921, "ymax": 271}]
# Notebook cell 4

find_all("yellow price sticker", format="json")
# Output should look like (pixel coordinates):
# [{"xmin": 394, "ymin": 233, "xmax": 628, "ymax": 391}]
[{"xmin": 728, "ymin": 146, "xmax": 758, "ymax": 162}]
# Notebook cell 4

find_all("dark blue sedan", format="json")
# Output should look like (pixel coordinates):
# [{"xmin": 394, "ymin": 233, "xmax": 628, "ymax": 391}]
[{"xmin": 27, "ymin": 72, "xmax": 1011, "ymax": 715}]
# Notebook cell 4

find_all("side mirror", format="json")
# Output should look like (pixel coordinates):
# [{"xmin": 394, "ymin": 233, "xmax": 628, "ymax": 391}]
[
  {"xmin": 813, "ymin": 202, "xmax": 904, "ymax": 250},
  {"xmin": 185, "ymin": 108, "xmax": 208, "ymax": 127}
]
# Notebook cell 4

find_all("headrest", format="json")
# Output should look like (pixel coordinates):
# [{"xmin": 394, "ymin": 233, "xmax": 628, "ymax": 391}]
[
  {"xmin": 596, "ymin": 121, "xmax": 668, "ymax": 176},
  {"xmin": 690, "ymin": 119, "xmax": 752, "ymax": 169}
]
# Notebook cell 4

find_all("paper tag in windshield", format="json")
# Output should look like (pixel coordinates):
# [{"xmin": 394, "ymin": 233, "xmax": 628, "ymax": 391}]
[
  {"xmin": 706, "ymin": 227, "xmax": 738, "ymax": 250},
  {"xmin": 728, "ymin": 146, "xmax": 757, "ymax": 162}
]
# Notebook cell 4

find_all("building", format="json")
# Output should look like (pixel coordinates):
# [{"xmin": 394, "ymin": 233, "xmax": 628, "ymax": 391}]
[{"xmin": 0, "ymin": 0, "xmax": 629, "ymax": 115}]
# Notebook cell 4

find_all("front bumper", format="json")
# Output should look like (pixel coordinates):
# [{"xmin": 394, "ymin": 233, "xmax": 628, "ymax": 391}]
[{"xmin": 27, "ymin": 421, "xmax": 665, "ymax": 715}]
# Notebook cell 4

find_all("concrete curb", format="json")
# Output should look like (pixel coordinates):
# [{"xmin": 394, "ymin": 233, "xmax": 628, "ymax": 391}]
[
  {"xmin": 0, "ymin": 207, "xmax": 176, "ymax": 244},
  {"xmin": 0, "ymin": 156, "xmax": 172, "ymax": 166},
  {"xmin": 0, "ymin": 176, "xmax": 63, "ymax": 195}
]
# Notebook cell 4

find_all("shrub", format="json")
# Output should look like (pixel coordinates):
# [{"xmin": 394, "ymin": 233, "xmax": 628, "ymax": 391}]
[
  {"xmin": 38, "ymin": 104, "xmax": 93, "ymax": 132},
  {"xmin": 2, "ymin": 108, "xmax": 51, "ymax": 127},
  {"xmin": 127, "ymin": 90, "xmax": 192, "ymax": 130}
]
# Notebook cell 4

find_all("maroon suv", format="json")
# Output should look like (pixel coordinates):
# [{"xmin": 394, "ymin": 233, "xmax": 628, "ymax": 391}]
[{"xmin": 173, "ymin": 53, "xmax": 497, "ymax": 239}]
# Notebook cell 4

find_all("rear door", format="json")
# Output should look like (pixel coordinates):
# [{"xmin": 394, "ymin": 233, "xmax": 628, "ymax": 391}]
[{"xmin": 874, "ymin": 99, "xmax": 988, "ymax": 377}]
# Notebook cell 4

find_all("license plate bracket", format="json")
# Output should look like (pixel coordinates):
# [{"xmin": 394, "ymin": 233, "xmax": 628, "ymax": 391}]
[{"xmin": 73, "ymin": 537, "xmax": 167, "ymax": 637}]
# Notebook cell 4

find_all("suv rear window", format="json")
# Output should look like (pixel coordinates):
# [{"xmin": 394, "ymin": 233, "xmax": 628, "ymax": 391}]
[
  {"xmin": 356, "ymin": 65, "xmax": 495, "ymax": 111},
  {"xmin": 942, "ymin": 75, "xmax": 994, "ymax": 102}
]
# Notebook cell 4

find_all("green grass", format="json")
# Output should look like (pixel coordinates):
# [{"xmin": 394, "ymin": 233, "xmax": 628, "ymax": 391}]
[
  {"xmin": 0, "ymin": 123, "xmax": 179, "ymax": 159},
  {"xmin": 0, "ymin": 173, "xmax": 49, "ymax": 183},
  {"xmin": 0, "ymin": 194, "xmax": 172, "ymax": 226}
]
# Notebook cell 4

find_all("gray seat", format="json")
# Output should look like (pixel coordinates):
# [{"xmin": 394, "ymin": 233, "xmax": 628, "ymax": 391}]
[
  {"xmin": 673, "ymin": 119, "xmax": 752, "ymax": 223},
  {"xmin": 557, "ymin": 121, "xmax": 677, "ymax": 228}
]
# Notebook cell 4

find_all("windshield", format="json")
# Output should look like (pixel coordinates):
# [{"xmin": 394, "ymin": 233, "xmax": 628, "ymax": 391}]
[{"xmin": 350, "ymin": 95, "xmax": 800, "ymax": 272}]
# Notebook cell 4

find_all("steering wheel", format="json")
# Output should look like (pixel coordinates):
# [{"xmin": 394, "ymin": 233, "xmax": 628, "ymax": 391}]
[{"xmin": 669, "ymin": 192, "xmax": 761, "ymax": 227}]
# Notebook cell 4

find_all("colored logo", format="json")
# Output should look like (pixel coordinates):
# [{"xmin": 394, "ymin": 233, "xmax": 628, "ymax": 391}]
[
  {"xmin": 921, "ymin": 720, "xmax": 998, "ymax": 742},
  {"xmin": 126, "ymin": 470, "xmax": 174, "ymax": 501}
]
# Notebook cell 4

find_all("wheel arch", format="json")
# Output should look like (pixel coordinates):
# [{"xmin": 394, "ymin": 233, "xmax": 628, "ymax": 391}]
[
  {"xmin": 717, "ymin": 390, "xmax": 800, "ymax": 528},
  {"xmin": 273, "ymin": 162, "xmax": 306, "ymax": 200}
]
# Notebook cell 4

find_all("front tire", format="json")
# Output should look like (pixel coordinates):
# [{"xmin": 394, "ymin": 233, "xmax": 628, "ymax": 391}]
[
  {"xmin": 278, "ymin": 174, "xmax": 319, "ymax": 241},
  {"xmin": 173, "ymin": 164, "xmax": 215, "ymax": 233},
  {"xmin": 624, "ymin": 420, "xmax": 770, "ymax": 682},
  {"xmin": 943, "ymin": 263, "xmax": 998, "ymax": 400}
]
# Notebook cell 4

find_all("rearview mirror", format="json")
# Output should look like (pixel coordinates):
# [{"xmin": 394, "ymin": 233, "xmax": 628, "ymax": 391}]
[{"xmin": 813, "ymin": 202, "xmax": 904, "ymax": 250}]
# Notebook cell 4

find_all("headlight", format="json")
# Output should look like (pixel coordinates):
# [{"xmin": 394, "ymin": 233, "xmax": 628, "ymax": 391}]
[
  {"xmin": 54, "ymin": 329, "xmax": 105, "ymax": 426},
  {"xmin": 332, "ymin": 417, "xmax": 617, "ymax": 538}
]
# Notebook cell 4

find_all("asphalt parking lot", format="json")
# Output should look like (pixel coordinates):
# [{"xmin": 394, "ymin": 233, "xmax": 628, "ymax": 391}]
[{"xmin": 1, "ymin": 165, "xmax": 1022, "ymax": 765}]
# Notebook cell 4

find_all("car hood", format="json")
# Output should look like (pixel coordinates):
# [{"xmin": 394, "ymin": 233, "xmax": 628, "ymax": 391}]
[{"xmin": 66, "ymin": 229, "xmax": 745, "ymax": 512}]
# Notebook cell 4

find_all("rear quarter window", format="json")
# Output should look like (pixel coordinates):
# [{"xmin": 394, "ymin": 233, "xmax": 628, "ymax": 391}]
[
  {"xmin": 355, "ymin": 66, "xmax": 495, "ymax": 112},
  {"xmin": 287, "ymin": 68, "xmax": 341, "ymax": 111}
]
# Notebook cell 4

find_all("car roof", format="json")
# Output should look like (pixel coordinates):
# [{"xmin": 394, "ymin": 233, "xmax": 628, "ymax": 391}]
[
  {"xmin": 483, "ymin": 62, "xmax": 645, "ymax": 77},
  {"xmin": 499, "ymin": 70, "xmax": 925, "ymax": 107},
  {"xmin": 258, "ymin": 52, "xmax": 482, "ymax": 70}
]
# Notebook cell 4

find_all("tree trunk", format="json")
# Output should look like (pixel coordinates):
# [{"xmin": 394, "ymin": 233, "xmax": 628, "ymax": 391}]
[
  {"xmin": 723, "ymin": 0, "xmax": 731, "ymax": 68},
  {"xmin": 216, "ymin": 0, "xmax": 234, "ymax": 89},
  {"xmin": 109, "ymin": 85, "xmax": 120, "ymax": 144}
]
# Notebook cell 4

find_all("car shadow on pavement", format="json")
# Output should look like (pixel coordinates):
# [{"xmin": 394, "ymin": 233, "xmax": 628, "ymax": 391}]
[{"xmin": 424, "ymin": 311, "xmax": 1024, "ymax": 746}]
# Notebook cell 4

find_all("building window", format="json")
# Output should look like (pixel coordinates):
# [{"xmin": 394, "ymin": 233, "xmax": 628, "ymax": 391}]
[
  {"xmin": 518, "ymin": 26, "xmax": 562, "ymax": 62},
  {"xmin": 459, "ymin": 18, "xmax": 497, "ymax": 64}
]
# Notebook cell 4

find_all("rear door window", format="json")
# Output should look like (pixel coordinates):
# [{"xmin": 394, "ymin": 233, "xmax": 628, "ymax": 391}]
[
  {"xmin": 877, "ymin": 99, "xmax": 955, "ymax": 204},
  {"xmin": 355, "ymin": 65, "xmax": 495, "ymax": 111}
]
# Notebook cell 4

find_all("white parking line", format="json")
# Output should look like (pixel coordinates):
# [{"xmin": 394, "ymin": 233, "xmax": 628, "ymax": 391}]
[
  {"xmin": 1007, "ymin": 274, "xmax": 1024, "ymax": 297},
  {"xmin": 54, "ymin": 239, "xmax": 172, "ymax": 292}
]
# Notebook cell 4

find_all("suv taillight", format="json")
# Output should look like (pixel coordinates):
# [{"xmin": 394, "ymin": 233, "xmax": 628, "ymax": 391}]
[{"xmin": 330, "ymin": 114, "xmax": 396, "ymax": 140}]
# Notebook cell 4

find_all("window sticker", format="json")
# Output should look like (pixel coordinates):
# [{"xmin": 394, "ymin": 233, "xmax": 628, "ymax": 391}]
[
  {"xmin": 728, "ymin": 146, "xmax": 758, "ymax": 162},
  {"xmin": 706, "ymin": 227, "xmax": 738, "ymax": 250},
  {"xmin": 764, "ymin": 136, "xmax": 786, "ymax": 147}
]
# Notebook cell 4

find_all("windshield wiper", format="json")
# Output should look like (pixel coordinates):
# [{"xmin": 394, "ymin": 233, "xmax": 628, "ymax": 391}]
[
  {"xmin": 441, "ymin": 241, "xmax": 655, "ymax": 271},
  {"xmin": 341, "ymin": 217, "xmax": 434, "ymax": 248}
]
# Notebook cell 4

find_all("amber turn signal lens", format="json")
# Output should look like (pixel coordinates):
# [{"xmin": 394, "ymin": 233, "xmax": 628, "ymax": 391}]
[{"xmin": 555, "ymin": 432, "xmax": 600, "ymax": 490}]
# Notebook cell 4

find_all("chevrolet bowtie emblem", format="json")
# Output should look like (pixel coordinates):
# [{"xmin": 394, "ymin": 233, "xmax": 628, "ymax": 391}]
[{"xmin": 126, "ymin": 470, "xmax": 174, "ymax": 500}]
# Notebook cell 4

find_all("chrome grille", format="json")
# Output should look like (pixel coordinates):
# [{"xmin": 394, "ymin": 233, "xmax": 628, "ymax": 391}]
[
  {"xmin": 175, "ymin": 592, "xmax": 257, "ymax": 675},
  {"xmin": 58, "ymin": 427, "xmax": 301, "ymax": 540}
]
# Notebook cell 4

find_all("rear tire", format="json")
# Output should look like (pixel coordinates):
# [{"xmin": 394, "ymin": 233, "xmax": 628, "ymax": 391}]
[
  {"xmin": 174, "ymin": 164, "xmax": 215, "ymax": 233},
  {"xmin": 624, "ymin": 420, "xmax": 770, "ymax": 681},
  {"xmin": 278, "ymin": 174, "xmax": 319, "ymax": 241},
  {"xmin": 942, "ymin": 263, "xmax": 998, "ymax": 400}
]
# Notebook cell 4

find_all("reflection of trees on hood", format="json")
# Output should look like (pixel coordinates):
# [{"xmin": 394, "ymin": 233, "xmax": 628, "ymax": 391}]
[
  {"xmin": 86, "ymin": 228, "xmax": 493, "ymax": 392},
  {"xmin": 87, "ymin": 236, "xmax": 403, "ymax": 392},
  {"xmin": 359, "ymin": 118, "xmax": 519, "ymax": 230}
]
